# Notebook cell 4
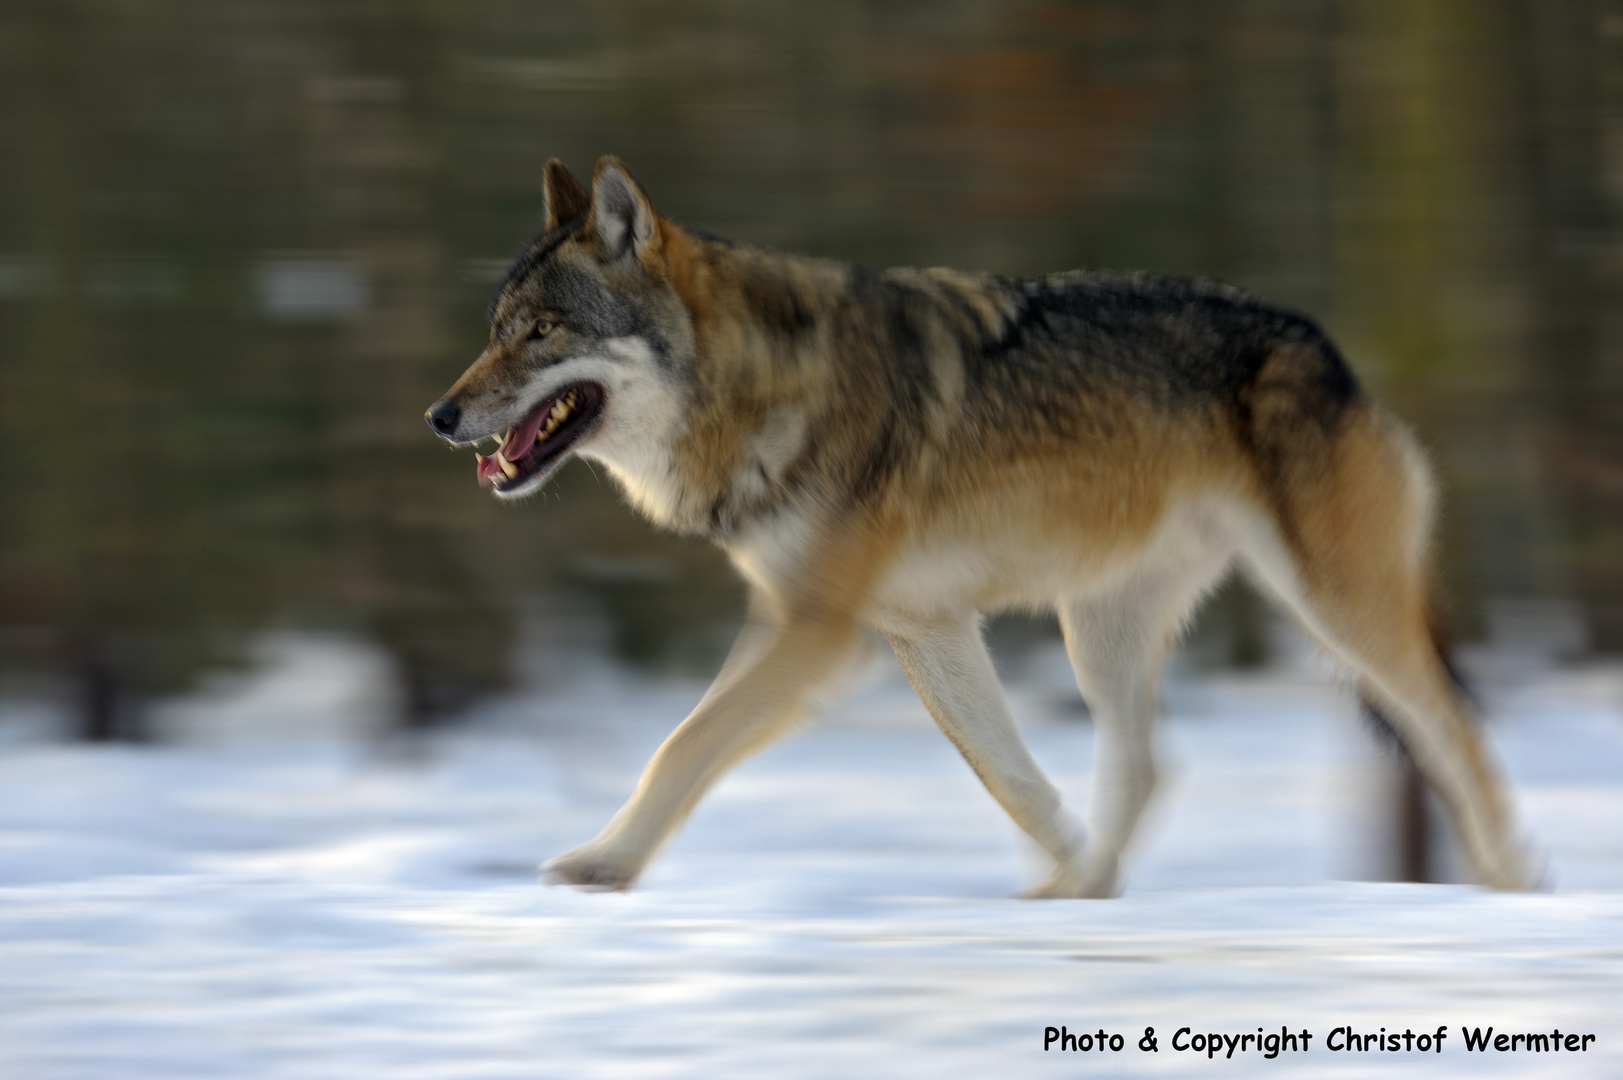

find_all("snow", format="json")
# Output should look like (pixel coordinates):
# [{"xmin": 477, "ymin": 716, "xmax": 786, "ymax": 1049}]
[{"xmin": 2, "ymin": 639, "xmax": 1622, "ymax": 1078}]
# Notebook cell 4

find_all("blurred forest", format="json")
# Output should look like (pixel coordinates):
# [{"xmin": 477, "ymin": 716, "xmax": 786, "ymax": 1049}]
[{"xmin": 2, "ymin": 0, "xmax": 1621, "ymax": 737}]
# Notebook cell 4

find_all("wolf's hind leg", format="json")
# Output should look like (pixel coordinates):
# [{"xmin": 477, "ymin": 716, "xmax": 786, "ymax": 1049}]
[
  {"xmin": 1237, "ymin": 412, "xmax": 1535, "ymax": 890},
  {"xmin": 545, "ymin": 608, "xmax": 860, "ymax": 890},
  {"xmin": 1057, "ymin": 551, "xmax": 1231, "ymax": 897},
  {"xmin": 882, "ymin": 615, "xmax": 1087, "ymax": 897},
  {"xmin": 1246, "ymin": 549, "xmax": 1535, "ymax": 890}
]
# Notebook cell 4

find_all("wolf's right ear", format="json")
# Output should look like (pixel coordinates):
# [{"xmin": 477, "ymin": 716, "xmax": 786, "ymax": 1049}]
[
  {"xmin": 589, "ymin": 156, "xmax": 659, "ymax": 264},
  {"xmin": 543, "ymin": 159, "xmax": 591, "ymax": 232}
]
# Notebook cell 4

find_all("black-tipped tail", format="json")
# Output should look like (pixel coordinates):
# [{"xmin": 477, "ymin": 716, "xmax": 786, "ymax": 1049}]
[{"xmin": 1357, "ymin": 604, "xmax": 1474, "ymax": 883}]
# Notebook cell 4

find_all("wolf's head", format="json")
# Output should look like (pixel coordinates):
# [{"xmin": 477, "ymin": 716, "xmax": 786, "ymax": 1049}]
[{"xmin": 425, "ymin": 157, "xmax": 693, "ymax": 502}]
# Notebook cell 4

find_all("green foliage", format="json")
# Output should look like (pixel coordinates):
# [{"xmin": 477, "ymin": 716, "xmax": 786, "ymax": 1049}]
[{"xmin": 2, "ymin": 0, "xmax": 1618, "ymax": 733}]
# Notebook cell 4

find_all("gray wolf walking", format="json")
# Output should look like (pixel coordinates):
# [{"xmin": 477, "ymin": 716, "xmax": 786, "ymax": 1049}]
[{"xmin": 425, "ymin": 156, "xmax": 1534, "ymax": 897}]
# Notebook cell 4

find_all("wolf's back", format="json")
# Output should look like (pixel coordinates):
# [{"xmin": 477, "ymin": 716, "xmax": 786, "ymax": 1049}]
[
  {"xmin": 821, "ymin": 268, "xmax": 1368, "ymax": 497},
  {"xmin": 965, "ymin": 271, "xmax": 1360, "ymax": 429}
]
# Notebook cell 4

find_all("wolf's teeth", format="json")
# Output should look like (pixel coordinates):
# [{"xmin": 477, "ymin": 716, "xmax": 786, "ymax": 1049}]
[
  {"xmin": 499, "ymin": 456, "xmax": 520, "ymax": 479},
  {"xmin": 551, "ymin": 403, "xmax": 569, "ymax": 421}
]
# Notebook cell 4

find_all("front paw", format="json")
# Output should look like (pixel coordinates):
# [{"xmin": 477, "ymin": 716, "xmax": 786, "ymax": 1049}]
[
  {"xmin": 542, "ymin": 845, "xmax": 640, "ymax": 891},
  {"xmin": 1017, "ymin": 856, "xmax": 1120, "ymax": 900},
  {"xmin": 1478, "ymin": 839, "xmax": 1549, "ymax": 893}
]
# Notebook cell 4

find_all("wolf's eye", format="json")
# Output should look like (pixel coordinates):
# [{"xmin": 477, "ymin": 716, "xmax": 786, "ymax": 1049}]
[{"xmin": 528, "ymin": 318, "xmax": 555, "ymax": 341}]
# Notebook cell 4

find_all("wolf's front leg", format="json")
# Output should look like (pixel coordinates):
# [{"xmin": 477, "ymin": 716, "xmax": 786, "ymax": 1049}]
[
  {"xmin": 545, "ymin": 609, "xmax": 859, "ymax": 890},
  {"xmin": 882, "ymin": 615, "xmax": 1090, "ymax": 898}
]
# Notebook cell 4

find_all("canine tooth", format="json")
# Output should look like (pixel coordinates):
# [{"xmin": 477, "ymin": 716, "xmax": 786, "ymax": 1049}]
[{"xmin": 499, "ymin": 456, "xmax": 520, "ymax": 479}]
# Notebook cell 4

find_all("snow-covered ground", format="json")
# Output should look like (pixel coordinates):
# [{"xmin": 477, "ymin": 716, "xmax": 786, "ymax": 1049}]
[{"xmin": 2, "ymin": 638, "xmax": 1621, "ymax": 1078}]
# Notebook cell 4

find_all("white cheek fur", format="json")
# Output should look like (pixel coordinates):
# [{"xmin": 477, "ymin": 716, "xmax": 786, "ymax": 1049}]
[{"xmin": 554, "ymin": 338, "xmax": 688, "ymax": 526}]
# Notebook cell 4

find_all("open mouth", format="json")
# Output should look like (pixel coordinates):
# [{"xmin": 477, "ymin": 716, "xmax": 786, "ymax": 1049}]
[{"xmin": 475, "ymin": 382, "xmax": 604, "ymax": 493}]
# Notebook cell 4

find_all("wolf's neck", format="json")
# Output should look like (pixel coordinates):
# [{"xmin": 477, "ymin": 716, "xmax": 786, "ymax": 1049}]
[
  {"xmin": 665, "ymin": 229, "xmax": 853, "ymax": 398},
  {"xmin": 631, "ymin": 230, "xmax": 856, "ymax": 539}
]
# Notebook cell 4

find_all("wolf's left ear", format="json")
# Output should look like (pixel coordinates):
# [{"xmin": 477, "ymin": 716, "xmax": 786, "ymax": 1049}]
[
  {"xmin": 589, "ymin": 156, "xmax": 659, "ymax": 263},
  {"xmin": 543, "ymin": 158, "xmax": 591, "ymax": 232}
]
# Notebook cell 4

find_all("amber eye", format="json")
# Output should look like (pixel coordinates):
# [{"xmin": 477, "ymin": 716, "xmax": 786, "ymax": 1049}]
[{"xmin": 528, "ymin": 318, "xmax": 555, "ymax": 341}]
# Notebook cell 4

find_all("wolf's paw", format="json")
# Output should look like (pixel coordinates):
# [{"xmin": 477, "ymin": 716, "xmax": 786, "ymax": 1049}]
[
  {"xmin": 1017, "ymin": 858, "xmax": 1119, "ymax": 901},
  {"xmin": 542, "ymin": 846, "xmax": 640, "ymax": 891},
  {"xmin": 1478, "ymin": 840, "xmax": 1549, "ymax": 893}
]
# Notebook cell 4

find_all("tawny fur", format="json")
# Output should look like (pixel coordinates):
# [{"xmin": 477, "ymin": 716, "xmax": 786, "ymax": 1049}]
[{"xmin": 427, "ymin": 156, "xmax": 1535, "ymax": 897}]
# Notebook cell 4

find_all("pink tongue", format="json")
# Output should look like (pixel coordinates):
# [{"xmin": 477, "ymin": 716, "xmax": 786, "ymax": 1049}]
[
  {"xmin": 498, "ymin": 401, "xmax": 553, "ymax": 461},
  {"xmin": 475, "ymin": 454, "xmax": 503, "ymax": 485}
]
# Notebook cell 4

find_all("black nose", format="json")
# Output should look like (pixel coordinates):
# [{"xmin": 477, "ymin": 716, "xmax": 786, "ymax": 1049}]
[{"xmin": 425, "ymin": 399, "xmax": 460, "ymax": 437}]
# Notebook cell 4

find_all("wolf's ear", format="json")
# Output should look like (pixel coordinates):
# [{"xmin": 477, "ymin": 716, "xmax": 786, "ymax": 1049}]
[
  {"xmin": 543, "ymin": 159, "xmax": 590, "ymax": 232},
  {"xmin": 589, "ymin": 156, "xmax": 658, "ymax": 263}
]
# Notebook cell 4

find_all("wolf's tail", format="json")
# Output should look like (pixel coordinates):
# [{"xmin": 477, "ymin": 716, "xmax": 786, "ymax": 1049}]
[{"xmin": 1358, "ymin": 599, "xmax": 1473, "ymax": 881}]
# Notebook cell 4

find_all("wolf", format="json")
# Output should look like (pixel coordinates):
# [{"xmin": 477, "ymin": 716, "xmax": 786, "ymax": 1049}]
[{"xmin": 425, "ymin": 156, "xmax": 1534, "ymax": 897}]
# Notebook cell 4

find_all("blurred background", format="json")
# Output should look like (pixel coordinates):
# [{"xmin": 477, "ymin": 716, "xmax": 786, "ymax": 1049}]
[{"xmin": 2, "ymin": 0, "xmax": 1620, "ymax": 742}]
